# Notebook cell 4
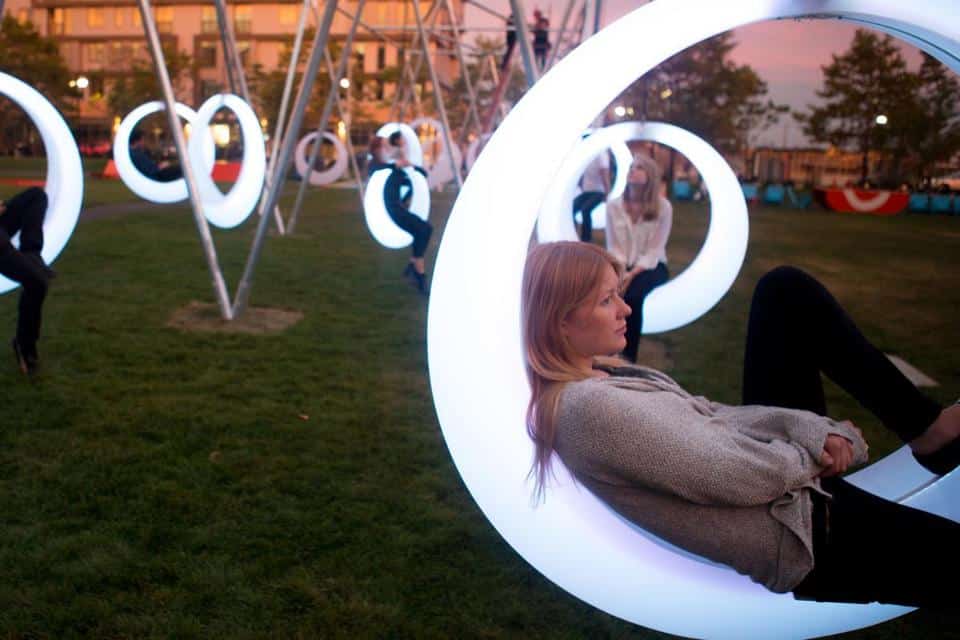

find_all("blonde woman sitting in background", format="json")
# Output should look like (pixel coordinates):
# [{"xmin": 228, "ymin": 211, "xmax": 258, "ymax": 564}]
[{"xmin": 604, "ymin": 154, "xmax": 671, "ymax": 362}]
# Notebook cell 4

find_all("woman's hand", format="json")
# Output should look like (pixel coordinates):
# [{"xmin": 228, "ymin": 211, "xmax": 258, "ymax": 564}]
[{"xmin": 819, "ymin": 434, "xmax": 855, "ymax": 477}]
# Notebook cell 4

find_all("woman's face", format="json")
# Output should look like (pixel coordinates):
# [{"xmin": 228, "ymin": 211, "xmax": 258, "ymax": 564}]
[
  {"xmin": 561, "ymin": 264, "xmax": 631, "ymax": 360},
  {"xmin": 628, "ymin": 163, "xmax": 649, "ymax": 186}
]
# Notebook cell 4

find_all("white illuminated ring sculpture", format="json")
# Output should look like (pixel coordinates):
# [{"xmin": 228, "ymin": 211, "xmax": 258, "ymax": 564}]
[
  {"xmin": 0, "ymin": 72, "xmax": 82, "ymax": 295},
  {"xmin": 375, "ymin": 123, "xmax": 423, "ymax": 166},
  {"xmin": 570, "ymin": 131, "xmax": 633, "ymax": 231},
  {"xmin": 540, "ymin": 121, "xmax": 749, "ymax": 334},
  {"xmin": 113, "ymin": 101, "xmax": 216, "ymax": 204},
  {"xmin": 427, "ymin": 1, "xmax": 960, "ymax": 638},
  {"xmin": 187, "ymin": 94, "xmax": 266, "ymax": 229},
  {"xmin": 363, "ymin": 166, "xmax": 430, "ymax": 249},
  {"xmin": 410, "ymin": 116, "xmax": 463, "ymax": 189},
  {"xmin": 294, "ymin": 131, "xmax": 348, "ymax": 186}
]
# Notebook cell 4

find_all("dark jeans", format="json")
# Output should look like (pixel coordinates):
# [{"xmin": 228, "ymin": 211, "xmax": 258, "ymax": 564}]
[
  {"xmin": 622, "ymin": 262, "xmax": 668, "ymax": 362},
  {"xmin": 572, "ymin": 191, "xmax": 604, "ymax": 242},
  {"xmin": 156, "ymin": 164, "xmax": 182, "ymax": 182},
  {"xmin": 387, "ymin": 206, "xmax": 432, "ymax": 259},
  {"xmin": 0, "ymin": 187, "xmax": 50, "ymax": 356},
  {"xmin": 741, "ymin": 266, "xmax": 953, "ymax": 608}
]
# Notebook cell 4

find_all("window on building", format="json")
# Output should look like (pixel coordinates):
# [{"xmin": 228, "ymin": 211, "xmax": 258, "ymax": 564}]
[
  {"xmin": 234, "ymin": 6, "xmax": 252, "ymax": 34},
  {"xmin": 376, "ymin": 79, "xmax": 385, "ymax": 100},
  {"xmin": 155, "ymin": 6, "xmax": 173, "ymax": 33},
  {"xmin": 109, "ymin": 42, "xmax": 134, "ymax": 67},
  {"xmin": 50, "ymin": 8, "xmax": 66, "ymax": 35},
  {"xmin": 133, "ymin": 8, "xmax": 141, "ymax": 26},
  {"xmin": 279, "ymin": 5, "xmax": 297, "ymax": 26},
  {"xmin": 87, "ymin": 8, "xmax": 104, "ymax": 27},
  {"xmin": 377, "ymin": 45, "xmax": 386, "ymax": 71},
  {"xmin": 198, "ymin": 42, "xmax": 217, "ymax": 68},
  {"xmin": 201, "ymin": 6, "xmax": 218, "ymax": 34},
  {"xmin": 237, "ymin": 41, "xmax": 251, "ymax": 67},
  {"xmin": 113, "ymin": 7, "xmax": 123, "ymax": 27},
  {"xmin": 16, "ymin": 9, "xmax": 28, "ymax": 24},
  {"xmin": 85, "ymin": 42, "xmax": 106, "ymax": 66}
]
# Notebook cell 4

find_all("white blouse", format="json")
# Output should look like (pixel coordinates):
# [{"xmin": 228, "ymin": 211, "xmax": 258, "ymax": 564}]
[{"xmin": 605, "ymin": 195, "xmax": 673, "ymax": 270}]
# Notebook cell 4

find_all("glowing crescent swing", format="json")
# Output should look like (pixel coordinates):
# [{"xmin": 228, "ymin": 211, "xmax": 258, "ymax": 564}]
[
  {"xmin": 0, "ymin": 72, "xmax": 83, "ymax": 295},
  {"xmin": 426, "ymin": 1, "xmax": 960, "ymax": 638},
  {"xmin": 375, "ymin": 123, "xmax": 424, "ymax": 166},
  {"xmin": 538, "ymin": 121, "xmax": 749, "ymax": 334},
  {"xmin": 364, "ymin": 123, "xmax": 431, "ymax": 249},
  {"xmin": 294, "ymin": 131, "xmax": 349, "ymax": 186},
  {"xmin": 114, "ymin": 94, "xmax": 266, "ymax": 229}
]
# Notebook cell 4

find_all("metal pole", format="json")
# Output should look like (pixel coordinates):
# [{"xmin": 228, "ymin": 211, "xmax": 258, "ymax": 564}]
[
  {"xmin": 137, "ymin": 0, "xmax": 233, "ymax": 320},
  {"xmin": 545, "ymin": 0, "xmax": 576, "ymax": 69},
  {"xmin": 287, "ymin": 0, "xmax": 365, "ymax": 234},
  {"xmin": 232, "ymin": 0, "xmax": 338, "ymax": 317},
  {"xmin": 411, "ymin": 0, "xmax": 462, "ymax": 189},
  {"xmin": 507, "ymin": 0, "xmax": 539, "ymax": 87},
  {"xmin": 441, "ymin": 0, "xmax": 482, "ymax": 146},
  {"xmin": 592, "ymin": 0, "xmax": 602, "ymax": 35}
]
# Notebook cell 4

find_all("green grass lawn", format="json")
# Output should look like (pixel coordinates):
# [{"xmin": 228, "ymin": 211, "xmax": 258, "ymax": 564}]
[{"xmin": 0, "ymin": 178, "xmax": 957, "ymax": 639}]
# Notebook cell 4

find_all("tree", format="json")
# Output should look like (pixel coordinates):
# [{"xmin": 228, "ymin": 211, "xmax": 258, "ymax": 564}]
[
  {"xmin": 614, "ymin": 32, "xmax": 787, "ymax": 181},
  {"xmin": 795, "ymin": 29, "xmax": 913, "ymax": 183},
  {"xmin": 893, "ymin": 53, "xmax": 960, "ymax": 184},
  {"xmin": 0, "ymin": 16, "xmax": 75, "ymax": 155},
  {"xmin": 105, "ymin": 43, "xmax": 193, "ymax": 119},
  {"xmin": 445, "ymin": 35, "xmax": 528, "ymax": 135}
]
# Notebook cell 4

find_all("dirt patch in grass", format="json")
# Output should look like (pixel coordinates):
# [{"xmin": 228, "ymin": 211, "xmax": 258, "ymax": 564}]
[{"xmin": 167, "ymin": 301, "xmax": 304, "ymax": 334}]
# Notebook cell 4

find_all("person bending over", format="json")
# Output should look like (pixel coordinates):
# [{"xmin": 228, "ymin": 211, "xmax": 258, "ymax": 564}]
[
  {"xmin": 128, "ymin": 128, "xmax": 182, "ymax": 182},
  {"xmin": 604, "ymin": 153, "xmax": 671, "ymax": 362},
  {"xmin": 522, "ymin": 241, "xmax": 960, "ymax": 607},
  {"xmin": 0, "ymin": 187, "xmax": 53, "ymax": 375},
  {"xmin": 368, "ymin": 136, "xmax": 433, "ymax": 294}
]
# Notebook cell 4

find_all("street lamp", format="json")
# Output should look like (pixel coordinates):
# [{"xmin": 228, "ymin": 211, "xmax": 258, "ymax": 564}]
[
  {"xmin": 339, "ymin": 78, "xmax": 350, "ymax": 89},
  {"xmin": 875, "ymin": 114, "xmax": 888, "ymax": 125},
  {"xmin": 75, "ymin": 76, "xmax": 89, "ymax": 90},
  {"xmin": 613, "ymin": 105, "xmax": 626, "ymax": 117}
]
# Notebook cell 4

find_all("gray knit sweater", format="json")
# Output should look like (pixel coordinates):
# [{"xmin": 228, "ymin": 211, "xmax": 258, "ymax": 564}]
[{"xmin": 553, "ymin": 364, "xmax": 869, "ymax": 593}]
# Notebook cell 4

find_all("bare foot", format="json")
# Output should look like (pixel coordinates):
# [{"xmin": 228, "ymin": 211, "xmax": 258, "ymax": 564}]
[{"xmin": 911, "ymin": 403, "xmax": 960, "ymax": 455}]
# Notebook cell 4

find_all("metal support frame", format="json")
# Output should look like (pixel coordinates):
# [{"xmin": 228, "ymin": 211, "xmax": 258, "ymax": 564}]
[
  {"xmin": 545, "ymin": 0, "xmax": 577, "ymax": 69},
  {"xmin": 286, "ymin": 0, "xmax": 366, "ymax": 234},
  {"xmin": 213, "ymin": 0, "xmax": 286, "ymax": 235},
  {"xmin": 393, "ymin": 0, "xmax": 442, "ymax": 122},
  {"xmin": 137, "ymin": 0, "xmax": 234, "ymax": 320},
  {"xmin": 411, "ymin": 0, "xmax": 463, "ymax": 188},
  {"xmin": 507, "ymin": 0, "xmax": 540, "ymax": 87},
  {"xmin": 440, "ymin": 0, "xmax": 482, "ymax": 147},
  {"xmin": 232, "ymin": 0, "xmax": 338, "ymax": 317}
]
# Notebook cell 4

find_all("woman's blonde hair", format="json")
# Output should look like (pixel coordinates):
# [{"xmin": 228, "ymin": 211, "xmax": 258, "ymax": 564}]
[
  {"xmin": 521, "ymin": 241, "xmax": 623, "ymax": 502},
  {"xmin": 624, "ymin": 154, "xmax": 663, "ymax": 221}
]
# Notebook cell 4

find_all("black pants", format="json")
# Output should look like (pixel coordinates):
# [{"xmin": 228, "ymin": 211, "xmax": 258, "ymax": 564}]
[
  {"xmin": 387, "ymin": 205, "xmax": 432, "ymax": 259},
  {"xmin": 572, "ymin": 191, "xmax": 604, "ymax": 242},
  {"xmin": 156, "ymin": 164, "xmax": 182, "ymax": 182},
  {"xmin": 622, "ymin": 262, "xmax": 668, "ymax": 362},
  {"xmin": 741, "ymin": 266, "xmax": 954, "ymax": 608},
  {"xmin": 0, "ymin": 187, "xmax": 50, "ymax": 357}
]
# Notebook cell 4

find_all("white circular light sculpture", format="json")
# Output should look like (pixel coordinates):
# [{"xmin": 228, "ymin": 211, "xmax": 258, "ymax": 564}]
[
  {"xmin": 187, "ymin": 94, "xmax": 266, "ymax": 229},
  {"xmin": 410, "ymin": 116, "xmax": 463, "ymax": 189},
  {"xmin": 0, "ymin": 72, "xmax": 82, "ymax": 294},
  {"xmin": 363, "ymin": 166, "xmax": 430, "ymax": 249},
  {"xmin": 427, "ymin": 1, "xmax": 960, "ymax": 638},
  {"xmin": 375, "ymin": 122, "xmax": 423, "ymax": 166},
  {"xmin": 113, "ymin": 101, "xmax": 216, "ymax": 204},
  {"xmin": 294, "ymin": 131, "xmax": 348, "ymax": 186},
  {"xmin": 540, "ymin": 121, "xmax": 748, "ymax": 334},
  {"xmin": 115, "ymin": 94, "xmax": 265, "ymax": 229}
]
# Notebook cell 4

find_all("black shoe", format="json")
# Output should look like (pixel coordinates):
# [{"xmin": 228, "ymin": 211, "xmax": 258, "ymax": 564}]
[
  {"xmin": 913, "ymin": 401, "xmax": 960, "ymax": 475},
  {"xmin": 11, "ymin": 338, "xmax": 37, "ymax": 376}
]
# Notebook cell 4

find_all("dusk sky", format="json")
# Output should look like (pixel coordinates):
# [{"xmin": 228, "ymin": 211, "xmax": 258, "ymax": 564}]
[{"xmin": 462, "ymin": 1, "xmax": 927, "ymax": 146}]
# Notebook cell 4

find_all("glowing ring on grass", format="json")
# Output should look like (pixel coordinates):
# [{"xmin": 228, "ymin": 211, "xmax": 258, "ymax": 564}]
[
  {"xmin": 113, "ymin": 101, "xmax": 216, "ymax": 204},
  {"xmin": 363, "ymin": 166, "xmax": 430, "ymax": 249},
  {"xmin": 294, "ymin": 131, "xmax": 348, "ymax": 186},
  {"xmin": 375, "ymin": 123, "xmax": 423, "ymax": 166},
  {"xmin": 186, "ymin": 94, "xmax": 266, "ymax": 229},
  {"xmin": 540, "ymin": 121, "xmax": 749, "ymax": 334},
  {"xmin": 0, "ymin": 72, "xmax": 83, "ymax": 295},
  {"xmin": 427, "ymin": 1, "xmax": 960, "ymax": 638},
  {"xmin": 410, "ymin": 116, "xmax": 463, "ymax": 189}
]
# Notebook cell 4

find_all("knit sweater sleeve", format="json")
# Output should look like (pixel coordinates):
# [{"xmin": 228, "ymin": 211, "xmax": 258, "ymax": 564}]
[{"xmin": 557, "ymin": 381, "xmax": 824, "ymax": 507}]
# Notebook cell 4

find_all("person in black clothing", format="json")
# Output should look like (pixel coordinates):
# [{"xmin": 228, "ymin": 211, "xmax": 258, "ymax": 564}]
[
  {"xmin": 368, "ymin": 136, "xmax": 432, "ymax": 294},
  {"xmin": 502, "ymin": 15, "xmax": 516, "ymax": 71},
  {"xmin": 532, "ymin": 10, "xmax": 551, "ymax": 71},
  {"xmin": 0, "ymin": 187, "xmax": 52, "ymax": 375},
  {"xmin": 128, "ymin": 128, "xmax": 182, "ymax": 182}
]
